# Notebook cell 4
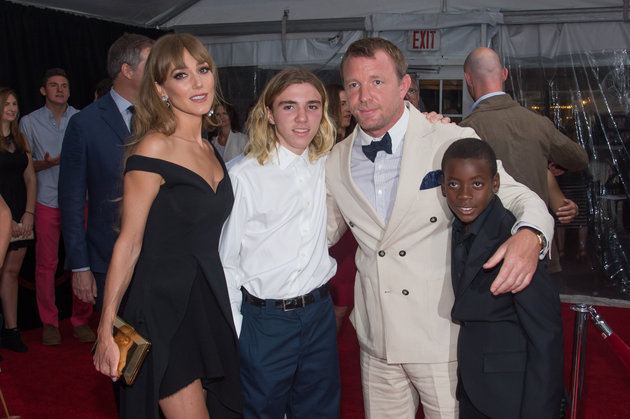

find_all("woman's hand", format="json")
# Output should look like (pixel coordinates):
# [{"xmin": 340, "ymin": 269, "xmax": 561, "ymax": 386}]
[
  {"xmin": 93, "ymin": 332, "xmax": 122, "ymax": 382},
  {"xmin": 11, "ymin": 220, "xmax": 21, "ymax": 238},
  {"xmin": 20, "ymin": 212, "xmax": 33, "ymax": 236}
]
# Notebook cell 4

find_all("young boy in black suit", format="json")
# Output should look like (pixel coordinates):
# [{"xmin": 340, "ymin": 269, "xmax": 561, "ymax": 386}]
[{"xmin": 441, "ymin": 138, "xmax": 564, "ymax": 418}]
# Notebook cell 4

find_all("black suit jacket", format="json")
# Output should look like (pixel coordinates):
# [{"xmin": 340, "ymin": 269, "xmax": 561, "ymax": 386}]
[
  {"xmin": 451, "ymin": 197, "xmax": 564, "ymax": 418},
  {"xmin": 59, "ymin": 92, "xmax": 130, "ymax": 273}
]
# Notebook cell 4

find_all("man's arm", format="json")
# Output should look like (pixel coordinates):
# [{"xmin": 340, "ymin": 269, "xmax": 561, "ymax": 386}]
[
  {"xmin": 546, "ymin": 120, "xmax": 589, "ymax": 172},
  {"xmin": 488, "ymin": 161, "xmax": 554, "ymax": 294},
  {"xmin": 218, "ymin": 172, "xmax": 250, "ymax": 336},
  {"xmin": 59, "ymin": 116, "xmax": 95, "ymax": 302},
  {"xmin": 326, "ymin": 182, "xmax": 348, "ymax": 248}
]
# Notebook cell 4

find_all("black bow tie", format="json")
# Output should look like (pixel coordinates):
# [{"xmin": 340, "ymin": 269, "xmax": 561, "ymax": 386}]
[
  {"xmin": 362, "ymin": 132, "xmax": 392, "ymax": 162},
  {"xmin": 127, "ymin": 105, "xmax": 135, "ymax": 114}
]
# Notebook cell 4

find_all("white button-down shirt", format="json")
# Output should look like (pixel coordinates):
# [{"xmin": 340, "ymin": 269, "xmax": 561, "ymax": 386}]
[
  {"xmin": 219, "ymin": 145, "xmax": 337, "ymax": 334},
  {"xmin": 351, "ymin": 107, "xmax": 409, "ymax": 223}
]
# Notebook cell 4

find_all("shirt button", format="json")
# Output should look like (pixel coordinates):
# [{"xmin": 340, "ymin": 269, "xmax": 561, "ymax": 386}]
[
  {"xmin": 298, "ymin": 178, "xmax": 304, "ymax": 184},
  {"xmin": 430, "ymin": 216, "xmax": 437, "ymax": 223},
  {"xmin": 399, "ymin": 250, "xmax": 406, "ymax": 257},
  {"xmin": 300, "ymin": 253, "xmax": 306, "ymax": 257},
  {"xmin": 378, "ymin": 250, "xmax": 385, "ymax": 257},
  {"xmin": 402, "ymin": 289, "xmax": 409, "ymax": 296},
  {"xmin": 349, "ymin": 221, "xmax": 355, "ymax": 227},
  {"xmin": 377, "ymin": 189, "xmax": 383, "ymax": 195},
  {"xmin": 306, "ymin": 201, "xmax": 310, "ymax": 206}
]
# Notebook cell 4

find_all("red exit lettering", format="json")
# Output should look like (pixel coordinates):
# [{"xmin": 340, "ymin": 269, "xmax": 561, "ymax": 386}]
[{"xmin": 408, "ymin": 30, "xmax": 440, "ymax": 51}]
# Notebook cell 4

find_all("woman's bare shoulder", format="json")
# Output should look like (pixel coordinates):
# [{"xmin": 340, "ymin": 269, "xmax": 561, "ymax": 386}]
[{"xmin": 132, "ymin": 131, "xmax": 174, "ymax": 160}]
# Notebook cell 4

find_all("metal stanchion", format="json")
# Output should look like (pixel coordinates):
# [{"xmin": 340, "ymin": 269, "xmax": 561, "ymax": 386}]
[{"xmin": 569, "ymin": 304, "xmax": 591, "ymax": 419}]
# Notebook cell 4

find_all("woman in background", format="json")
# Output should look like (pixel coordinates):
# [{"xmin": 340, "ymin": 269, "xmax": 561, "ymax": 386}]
[
  {"xmin": 0, "ymin": 87, "xmax": 36, "ymax": 353},
  {"xmin": 325, "ymin": 83, "xmax": 354, "ymax": 143},
  {"xmin": 93, "ymin": 34, "xmax": 242, "ymax": 418},
  {"xmin": 210, "ymin": 102, "xmax": 248, "ymax": 163},
  {"xmin": 325, "ymin": 84, "xmax": 358, "ymax": 331}
]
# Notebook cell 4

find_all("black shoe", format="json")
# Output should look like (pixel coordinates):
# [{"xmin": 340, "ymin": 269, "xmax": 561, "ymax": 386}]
[{"xmin": 1, "ymin": 328, "xmax": 28, "ymax": 352}]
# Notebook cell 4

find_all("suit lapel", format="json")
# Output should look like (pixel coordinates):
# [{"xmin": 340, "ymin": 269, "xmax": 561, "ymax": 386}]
[
  {"xmin": 381, "ymin": 107, "xmax": 435, "ymax": 247},
  {"xmin": 455, "ymin": 200, "xmax": 506, "ymax": 298},
  {"xmin": 99, "ymin": 93, "xmax": 131, "ymax": 144}
]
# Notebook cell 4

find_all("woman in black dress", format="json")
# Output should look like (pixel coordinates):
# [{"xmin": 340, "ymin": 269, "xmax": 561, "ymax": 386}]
[
  {"xmin": 93, "ymin": 34, "xmax": 242, "ymax": 418},
  {"xmin": 0, "ymin": 87, "xmax": 36, "ymax": 353}
]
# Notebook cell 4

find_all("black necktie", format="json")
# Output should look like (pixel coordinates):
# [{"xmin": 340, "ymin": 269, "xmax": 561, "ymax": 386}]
[
  {"xmin": 362, "ymin": 132, "xmax": 392, "ymax": 162},
  {"xmin": 127, "ymin": 105, "xmax": 135, "ymax": 114}
]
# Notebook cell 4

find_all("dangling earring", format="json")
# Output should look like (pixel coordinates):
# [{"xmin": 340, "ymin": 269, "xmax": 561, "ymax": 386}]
[
  {"xmin": 207, "ymin": 109, "xmax": 214, "ymax": 117},
  {"xmin": 162, "ymin": 95, "xmax": 170, "ymax": 108}
]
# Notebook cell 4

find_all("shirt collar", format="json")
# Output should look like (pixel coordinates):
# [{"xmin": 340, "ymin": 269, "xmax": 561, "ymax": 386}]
[
  {"xmin": 109, "ymin": 87, "xmax": 133, "ymax": 117},
  {"xmin": 471, "ymin": 91, "xmax": 506, "ymax": 112},
  {"xmin": 452, "ymin": 195, "xmax": 499, "ymax": 238},
  {"xmin": 273, "ymin": 144, "xmax": 310, "ymax": 169},
  {"xmin": 356, "ymin": 105, "xmax": 409, "ymax": 153}
]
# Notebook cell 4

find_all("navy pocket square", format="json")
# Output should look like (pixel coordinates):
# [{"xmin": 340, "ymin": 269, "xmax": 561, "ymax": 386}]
[{"xmin": 420, "ymin": 170, "xmax": 443, "ymax": 190}]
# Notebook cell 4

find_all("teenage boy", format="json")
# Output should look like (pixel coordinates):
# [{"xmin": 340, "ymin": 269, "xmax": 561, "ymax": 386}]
[
  {"xmin": 440, "ymin": 138, "xmax": 564, "ymax": 418},
  {"xmin": 219, "ymin": 67, "xmax": 339, "ymax": 418},
  {"xmin": 19, "ymin": 68, "xmax": 91, "ymax": 345}
]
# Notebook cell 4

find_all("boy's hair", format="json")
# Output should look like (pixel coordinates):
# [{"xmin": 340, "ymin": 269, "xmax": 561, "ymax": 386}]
[
  {"xmin": 245, "ymin": 67, "xmax": 335, "ymax": 165},
  {"xmin": 41, "ymin": 68, "xmax": 68, "ymax": 87},
  {"xmin": 441, "ymin": 138, "xmax": 497, "ymax": 175}
]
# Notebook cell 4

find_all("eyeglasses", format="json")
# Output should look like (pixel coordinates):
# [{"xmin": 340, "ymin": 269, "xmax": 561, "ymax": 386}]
[{"xmin": 405, "ymin": 88, "xmax": 418, "ymax": 96}]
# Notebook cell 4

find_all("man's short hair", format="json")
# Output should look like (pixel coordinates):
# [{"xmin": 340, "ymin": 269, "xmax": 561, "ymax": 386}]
[
  {"xmin": 441, "ymin": 138, "xmax": 498, "ymax": 175},
  {"xmin": 41, "ymin": 68, "xmax": 68, "ymax": 87},
  {"xmin": 107, "ymin": 33, "xmax": 155, "ymax": 79},
  {"xmin": 340, "ymin": 37, "xmax": 408, "ymax": 82}
]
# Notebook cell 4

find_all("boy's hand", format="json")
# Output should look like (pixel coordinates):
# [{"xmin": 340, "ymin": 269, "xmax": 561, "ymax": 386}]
[{"xmin": 484, "ymin": 228, "xmax": 540, "ymax": 295}]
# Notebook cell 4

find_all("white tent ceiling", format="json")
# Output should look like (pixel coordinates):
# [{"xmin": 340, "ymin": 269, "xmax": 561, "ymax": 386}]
[{"xmin": 8, "ymin": 0, "xmax": 628, "ymax": 31}]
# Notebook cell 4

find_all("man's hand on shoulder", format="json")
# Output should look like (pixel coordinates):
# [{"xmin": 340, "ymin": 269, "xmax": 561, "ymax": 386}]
[
  {"xmin": 423, "ymin": 111, "xmax": 452, "ymax": 125},
  {"xmin": 484, "ymin": 228, "xmax": 541, "ymax": 295}
]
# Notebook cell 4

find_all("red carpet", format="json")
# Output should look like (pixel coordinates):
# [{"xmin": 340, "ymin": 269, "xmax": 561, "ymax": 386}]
[{"xmin": 1, "ymin": 304, "xmax": 629, "ymax": 418}]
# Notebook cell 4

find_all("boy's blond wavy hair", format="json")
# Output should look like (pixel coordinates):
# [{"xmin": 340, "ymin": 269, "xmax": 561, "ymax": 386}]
[{"xmin": 244, "ymin": 68, "xmax": 335, "ymax": 165}]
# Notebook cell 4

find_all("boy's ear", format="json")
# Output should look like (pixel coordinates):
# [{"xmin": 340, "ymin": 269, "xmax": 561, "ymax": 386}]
[
  {"xmin": 492, "ymin": 173, "xmax": 500, "ymax": 194},
  {"xmin": 440, "ymin": 181, "xmax": 446, "ymax": 197},
  {"xmin": 266, "ymin": 106, "xmax": 275, "ymax": 125}
]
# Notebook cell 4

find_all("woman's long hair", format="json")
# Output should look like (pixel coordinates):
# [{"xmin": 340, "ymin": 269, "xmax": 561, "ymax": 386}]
[
  {"xmin": 128, "ymin": 33, "xmax": 221, "ymax": 152},
  {"xmin": 325, "ymin": 83, "xmax": 346, "ymax": 142},
  {"xmin": 0, "ymin": 87, "xmax": 28, "ymax": 153},
  {"xmin": 245, "ymin": 68, "xmax": 335, "ymax": 165}
]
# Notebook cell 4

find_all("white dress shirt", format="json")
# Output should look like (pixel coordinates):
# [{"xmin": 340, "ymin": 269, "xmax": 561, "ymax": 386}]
[
  {"xmin": 219, "ymin": 145, "xmax": 337, "ymax": 334},
  {"xmin": 351, "ymin": 107, "xmax": 409, "ymax": 223}
]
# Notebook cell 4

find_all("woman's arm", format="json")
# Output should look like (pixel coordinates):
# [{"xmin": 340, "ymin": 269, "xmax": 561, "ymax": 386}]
[
  {"xmin": 20, "ymin": 140, "xmax": 37, "ymax": 236},
  {"xmin": 547, "ymin": 170, "xmax": 578, "ymax": 224},
  {"xmin": 0, "ymin": 195, "xmax": 11, "ymax": 267},
  {"xmin": 93, "ymin": 166, "xmax": 162, "ymax": 381}
]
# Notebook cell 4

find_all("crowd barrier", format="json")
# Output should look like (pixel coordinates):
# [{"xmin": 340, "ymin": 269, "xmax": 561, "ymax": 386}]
[{"xmin": 569, "ymin": 304, "xmax": 630, "ymax": 419}]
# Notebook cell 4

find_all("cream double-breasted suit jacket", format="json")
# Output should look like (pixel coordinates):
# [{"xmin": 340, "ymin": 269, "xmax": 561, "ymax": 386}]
[{"xmin": 325, "ymin": 103, "xmax": 554, "ymax": 364}]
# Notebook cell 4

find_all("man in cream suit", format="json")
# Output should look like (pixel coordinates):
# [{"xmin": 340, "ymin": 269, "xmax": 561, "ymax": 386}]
[{"xmin": 326, "ymin": 37, "xmax": 554, "ymax": 418}]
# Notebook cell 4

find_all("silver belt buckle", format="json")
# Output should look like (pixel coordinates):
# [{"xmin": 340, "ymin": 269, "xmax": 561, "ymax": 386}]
[{"xmin": 282, "ymin": 295, "xmax": 305, "ymax": 312}]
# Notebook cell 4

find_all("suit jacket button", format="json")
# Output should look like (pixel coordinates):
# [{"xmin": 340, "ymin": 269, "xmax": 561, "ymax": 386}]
[
  {"xmin": 402, "ymin": 289, "xmax": 409, "ymax": 296},
  {"xmin": 349, "ymin": 221, "xmax": 355, "ymax": 227},
  {"xmin": 399, "ymin": 250, "xmax": 406, "ymax": 257},
  {"xmin": 430, "ymin": 216, "xmax": 437, "ymax": 223},
  {"xmin": 378, "ymin": 250, "xmax": 385, "ymax": 257}
]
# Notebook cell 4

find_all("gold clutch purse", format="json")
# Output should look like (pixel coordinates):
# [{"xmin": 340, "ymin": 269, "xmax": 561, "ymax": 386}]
[
  {"xmin": 92, "ymin": 316, "xmax": 151, "ymax": 385},
  {"xmin": 9, "ymin": 223, "xmax": 34, "ymax": 243}
]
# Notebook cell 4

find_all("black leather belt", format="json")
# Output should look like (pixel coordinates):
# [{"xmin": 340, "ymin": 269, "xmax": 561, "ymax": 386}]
[{"xmin": 243, "ymin": 284, "xmax": 329, "ymax": 311}]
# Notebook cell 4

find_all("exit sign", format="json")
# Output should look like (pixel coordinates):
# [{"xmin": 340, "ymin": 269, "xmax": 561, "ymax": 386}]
[{"xmin": 408, "ymin": 30, "xmax": 440, "ymax": 51}]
